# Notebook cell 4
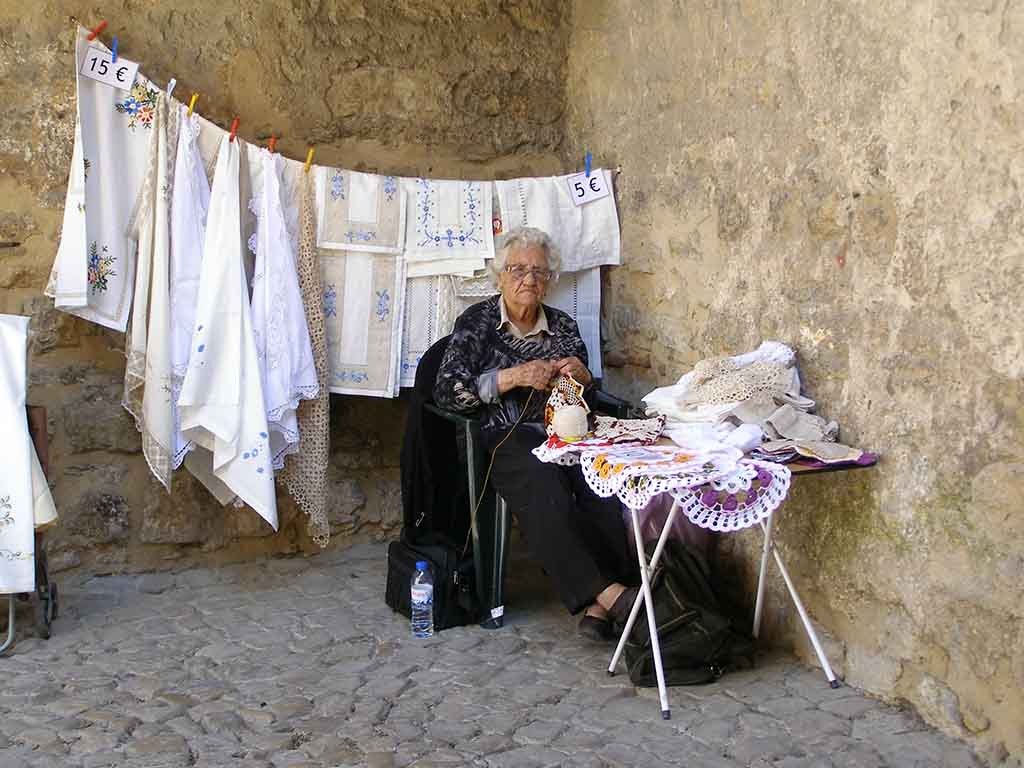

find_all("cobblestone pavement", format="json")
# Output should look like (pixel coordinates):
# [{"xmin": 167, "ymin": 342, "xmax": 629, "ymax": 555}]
[{"xmin": 0, "ymin": 542, "xmax": 982, "ymax": 768}]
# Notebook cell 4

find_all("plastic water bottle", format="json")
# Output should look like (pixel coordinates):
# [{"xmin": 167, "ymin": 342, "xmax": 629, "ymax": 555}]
[{"xmin": 410, "ymin": 561, "xmax": 434, "ymax": 638}]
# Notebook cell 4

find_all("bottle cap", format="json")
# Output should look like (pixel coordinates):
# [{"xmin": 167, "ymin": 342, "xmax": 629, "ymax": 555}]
[{"xmin": 415, "ymin": 561, "xmax": 428, "ymax": 571}]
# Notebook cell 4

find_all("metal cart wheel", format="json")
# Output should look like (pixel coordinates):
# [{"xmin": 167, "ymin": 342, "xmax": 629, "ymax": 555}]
[{"xmin": 31, "ymin": 548, "xmax": 54, "ymax": 639}]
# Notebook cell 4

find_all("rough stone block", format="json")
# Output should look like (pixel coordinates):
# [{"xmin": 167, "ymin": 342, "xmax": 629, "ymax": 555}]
[{"xmin": 62, "ymin": 381, "xmax": 142, "ymax": 454}]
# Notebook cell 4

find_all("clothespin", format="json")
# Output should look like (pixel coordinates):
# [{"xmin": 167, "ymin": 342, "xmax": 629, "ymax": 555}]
[
  {"xmin": 187, "ymin": 93, "xmax": 198, "ymax": 116},
  {"xmin": 86, "ymin": 21, "xmax": 107, "ymax": 41},
  {"xmin": 304, "ymin": 147, "xmax": 315, "ymax": 174},
  {"xmin": 166, "ymin": 78, "xmax": 177, "ymax": 98},
  {"xmin": 228, "ymin": 118, "xmax": 240, "ymax": 143},
  {"xmin": 110, "ymin": 36, "xmax": 118, "ymax": 63},
  {"xmin": 268, "ymin": 135, "xmax": 278, "ymax": 154},
  {"xmin": 585, "ymin": 151, "xmax": 592, "ymax": 178}
]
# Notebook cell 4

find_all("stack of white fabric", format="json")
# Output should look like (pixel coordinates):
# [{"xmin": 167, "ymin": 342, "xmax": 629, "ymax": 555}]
[{"xmin": 643, "ymin": 341, "xmax": 824, "ymax": 454}]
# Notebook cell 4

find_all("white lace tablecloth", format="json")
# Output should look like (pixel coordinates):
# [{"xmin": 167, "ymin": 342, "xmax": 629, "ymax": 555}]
[{"xmin": 533, "ymin": 435, "xmax": 791, "ymax": 530}]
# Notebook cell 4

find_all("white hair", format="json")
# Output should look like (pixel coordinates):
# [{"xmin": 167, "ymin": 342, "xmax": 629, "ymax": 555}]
[{"xmin": 488, "ymin": 226, "xmax": 561, "ymax": 286}]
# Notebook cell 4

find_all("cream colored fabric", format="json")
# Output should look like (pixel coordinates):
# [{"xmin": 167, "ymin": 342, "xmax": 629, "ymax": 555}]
[
  {"xmin": 123, "ymin": 93, "xmax": 175, "ymax": 490},
  {"xmin": 316, "ymin": 167, "xmax": 406, "ymax": 253},
  {"xmin": 497, "ymin": 298, "xmax": 549, "ymax": 340},
  {"xmin": 30, "ymin": 445, "xmax": 57, "ymax": 530},
  {"xmin": 322, "ymin": 250, "xmax": 406, "ymax": 398},
  {"xmin": 280, "ymin": 174, "xmax": 332, "ymax": 547}
]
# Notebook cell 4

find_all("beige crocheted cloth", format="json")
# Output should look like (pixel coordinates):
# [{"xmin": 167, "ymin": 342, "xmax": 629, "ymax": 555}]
[
  {"xmin": 683, "ymin": 357, "xmax": 792, "ymax": 407},
  {"xmin": 280, "ymin": 174, "xmax": 331, "ymax": 546}
]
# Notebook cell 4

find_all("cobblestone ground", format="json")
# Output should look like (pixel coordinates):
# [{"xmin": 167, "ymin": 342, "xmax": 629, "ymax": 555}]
[{"xmin": 0, "ymin": 542, "xmax": 982, "ymax": 768}]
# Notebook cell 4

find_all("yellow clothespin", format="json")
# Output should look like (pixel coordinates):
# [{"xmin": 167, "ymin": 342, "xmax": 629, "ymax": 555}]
[
  {"xmin": 187, "ymin": 93, "xmax": 198, "ymax": 117},
  {"xmin": 304, "ymin": 147, "xmax": 315, "ymax": 174}
]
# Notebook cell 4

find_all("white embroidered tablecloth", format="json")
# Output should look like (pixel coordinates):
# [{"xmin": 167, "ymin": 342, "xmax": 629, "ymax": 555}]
[{"xmin": 317, "ymin": 167, "xmax": 406, "ymax": 253}]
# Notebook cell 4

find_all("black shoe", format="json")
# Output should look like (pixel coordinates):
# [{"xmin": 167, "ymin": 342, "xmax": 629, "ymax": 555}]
[
  {"xmin": 608, "ymin": 586, "xmax": 639, "ymax": 630},
  {"xmin": 577, "ymin": 613, "xmax": 613, "ymax": 642}
]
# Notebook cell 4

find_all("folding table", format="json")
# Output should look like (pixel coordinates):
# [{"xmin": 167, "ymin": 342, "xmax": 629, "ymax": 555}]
[{"xmin": 606, "ymin": 461, "xmax": 875, "ymax": 720}]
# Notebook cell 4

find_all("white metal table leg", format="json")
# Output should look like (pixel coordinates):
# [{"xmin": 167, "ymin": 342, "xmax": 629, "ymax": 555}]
[
  {"xmin": 0, "ymin": 596, "xmax": 15, "ymax": 655},
  {"xmin": 608, "ymin": 500, "xmax": 681, "ymax": 677},
  {"xmin": 628, "ymin": 507, "xmax": 671, "ymax": 718},
  {"xmin": 752, "ymin": 511, "xmax": 774, "ymax": 638},
  {"xmin": 758, "ymin": 518, "xmax": 840, "ymax": 688}
]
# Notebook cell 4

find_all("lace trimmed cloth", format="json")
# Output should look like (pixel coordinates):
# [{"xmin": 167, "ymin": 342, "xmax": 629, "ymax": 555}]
[
  {"xmin": 248, "ymin": 149, "xmax": 319, "ymax": 470},
  {"xmin": 668, "ymin": 459, "xmax": 791, "ymax": 531},
  {"xmin": 280, "ymin": 174, "xmax": 331, "ymax": 547}
]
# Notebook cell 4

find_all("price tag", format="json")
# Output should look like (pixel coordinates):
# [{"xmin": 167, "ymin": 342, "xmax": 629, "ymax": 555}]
[
  {"xmin": 565, "ymin": 169, "xmax": 611, "ymax": 207},
  {"xmin": 79, "ymin": 45, "xmax": 139, "ymax": 91}
]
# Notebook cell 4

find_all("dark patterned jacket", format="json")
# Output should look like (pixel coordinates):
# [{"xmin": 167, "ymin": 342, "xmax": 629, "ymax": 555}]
[{"xmin": 434, "ymin": 295, "xmax": 589, "ymax": 435}]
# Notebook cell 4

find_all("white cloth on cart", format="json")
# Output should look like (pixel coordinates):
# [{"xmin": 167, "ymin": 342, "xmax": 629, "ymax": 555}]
[
  {"xmin": 46, "ymin": 28, "xmax": 154, "ymax": 331},
  {"xmin": 0, "ymin": 315, "xmax": 36, "ymax": 593},
  {"xmin": 169, "ymin": 106, "xmax": 211, "ymax": 468},
  {"xmin": 249, "ymin": 149, "xmax": 319, "ymax": 470},
  {"xmin": 123, "ymin": 92, "xmax": 175, "ymax": 490},
  {"xmin": 495, "ymin": 170, "xmax": 620, "ymax": 272},
  {"xmin": 177, "ymin": 136, "xmax": 279, "ymax": 531}
]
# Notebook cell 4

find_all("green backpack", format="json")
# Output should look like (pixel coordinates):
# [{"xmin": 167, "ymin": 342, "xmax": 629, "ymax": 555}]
[{"xmin": 624, "ymin": 539, "xmax": 756, "ymax": 686}]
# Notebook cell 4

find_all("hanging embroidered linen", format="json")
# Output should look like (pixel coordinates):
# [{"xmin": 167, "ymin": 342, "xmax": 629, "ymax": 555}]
[
  {"xmin": 280, "ymin": 174, "xmax": 331, "ymax": 546},
  {"xmin": 495, "ymin": 170, "xmax": 620, "ymax": 272},
  {"xmin": 249, "ymin": 150, "xmax": 319, "ymax": 469},
  {"xmin": 169, "ymin": 104, "xmax": 212, "ymax": 468},
  {"xmin": 451, "ymin": 267, "xmax": 603, "ymax": 379},
  {"xmin": 177, "ymin": 135, "xmax": 278, "ymax": 531},
  {"xmin": 321, "ymin": 250, "xmax": 406, "ymax": 398},
  {"xmin": 0, "ymin": 315, "xmax": 36, "ymax": 593},
  {"xmin": 316, "ymin": 167, "xmax": 406, "ymax": 253},
  {"xmin": 398, "ymin": 276, "xmax": 455, "ymax": 388},
  {"xmin": 123, "ymin": 92, "xmax": 175, "ymax": 489},
  {"xmin": 402, "ymin": 178, "xmax": 494, "ymax": 277},
  {"xmin": 46, "ymin": 28, "xmax": 155, "ymax": 331}
]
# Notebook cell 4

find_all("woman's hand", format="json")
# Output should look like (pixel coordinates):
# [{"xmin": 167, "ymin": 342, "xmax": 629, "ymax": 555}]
[
  {"xmin": 498, "ymin": 359, "xmax": 558, "ymax": 394},
  {"xmin": 554, "ymin": 356, "xmax": 592, "ymax": 386}
]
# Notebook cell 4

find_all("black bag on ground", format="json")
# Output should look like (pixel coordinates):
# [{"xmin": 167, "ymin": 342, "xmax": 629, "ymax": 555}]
[
  {"xmin": 385, "ymin": 533, "xmax": 480, "ymax": 631},
  {"xmin": 624, "ymin": 539, "xmax": 755, "ymax": 686}
]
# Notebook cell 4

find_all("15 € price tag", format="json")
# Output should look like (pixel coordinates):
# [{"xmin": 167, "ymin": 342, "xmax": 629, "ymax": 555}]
[
  {"xmin": 565, "ymin": 170, "xmax": 610, "ymax": 207},
  {"xmin": 79, "ymin": 45, "xmax": 139, "ymax": 91}
]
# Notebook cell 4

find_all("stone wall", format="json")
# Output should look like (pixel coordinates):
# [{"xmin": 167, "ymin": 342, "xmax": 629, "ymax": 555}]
[
  {"xmin": 0, "ymin": 1, "xmax": 569, "ymax": 571},
  {"xmin": 565, "ymin": 1, "xmax": 1023, "ymax": 762}
]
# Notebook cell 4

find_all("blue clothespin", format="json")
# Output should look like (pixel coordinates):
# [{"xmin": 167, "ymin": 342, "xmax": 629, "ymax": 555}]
[
  {"xmin": 585, "ymin": 151, "xmax": 592, "ymax": 178},
  {"xmin": 111, "ymin": 36, "xmax": 119, "ymax": 63}
]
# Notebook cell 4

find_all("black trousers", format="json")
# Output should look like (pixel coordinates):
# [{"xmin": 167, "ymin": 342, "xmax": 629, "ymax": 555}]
[{"xmin": 484, "ymin": 425, "xmax": 637, "ymax": 615}]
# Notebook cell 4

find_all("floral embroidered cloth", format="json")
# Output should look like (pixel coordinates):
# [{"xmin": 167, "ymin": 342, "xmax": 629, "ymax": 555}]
[
  {"xmin": 321, "ymin": 251, "xmax": 407, "ymax": 398},
  {"xmin": 169, "ymin": 105, "xmax": 212, "ymax": 468},
  {"xmin": 123, "ymin": 92, "xmax": 176, "ymax": 490},
  {"xmin": 0, "ymin": 315, "xmax": 37, "ymax": 593},
  {"xmin": 495, "ymin": 170, "xmax": 621, "ymax": 272},
  {"xmin": 316, "ymin": 167, "xmax": 406, "ymax": 253},
  {"xmin": 403, "ymin": 179, "xmax": 494, "ymax": 277},
  {"xmin": 177, "ymin": 135, "xmax": 278, "ymax": 531},
  {"xmin": 46, "ymin": 28, "xmax": 156, "ymax": 331},
  {"xmin": 250, "ymin": 149, "xmax": 319, "ymax": 469}
]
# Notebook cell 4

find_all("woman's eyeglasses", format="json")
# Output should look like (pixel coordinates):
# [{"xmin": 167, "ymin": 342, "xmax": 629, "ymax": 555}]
[{"xmin": 504, "ymin": 265, "xmax": 553, "ymax": 283}]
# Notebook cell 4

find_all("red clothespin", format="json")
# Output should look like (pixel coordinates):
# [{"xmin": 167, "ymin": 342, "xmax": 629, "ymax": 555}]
[
  {"xmin": 268, "ymin": 135, "xmax": 278, "ymax": 154},
  {"xmin": 229, "ymin": 118, "xmax": 240, "ymax": 143},
  {"xmin": 86, "ymin": 21, "xmax": 107, "ymax": 41}
]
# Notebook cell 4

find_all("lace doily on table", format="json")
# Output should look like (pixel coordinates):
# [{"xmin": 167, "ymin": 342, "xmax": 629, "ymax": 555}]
[
  {"xmin": 668, "ymin": 459, "xmax": 791, "ymax": 531},
  {"xmin": 532, "ymin": 414, "xmax": 666, "ymax": 466},
  {"xmin": 577, "ymin": 444, "xmax": 743, "ymax": 509}
]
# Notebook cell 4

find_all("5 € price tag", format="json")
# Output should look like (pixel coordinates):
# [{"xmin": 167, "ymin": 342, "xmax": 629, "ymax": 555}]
[
  {"xmin": 565, "ymin": 169, "xmax": 610, "ymax": 207},
  {"xmin": 79, "ymin": 45, "xmax": 139, "ymax": 91}
]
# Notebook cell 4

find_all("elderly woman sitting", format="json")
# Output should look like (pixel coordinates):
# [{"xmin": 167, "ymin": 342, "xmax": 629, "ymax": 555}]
[{"xmin": 434, "ymin": 226, "xmax": 637, "ymax": 640}]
